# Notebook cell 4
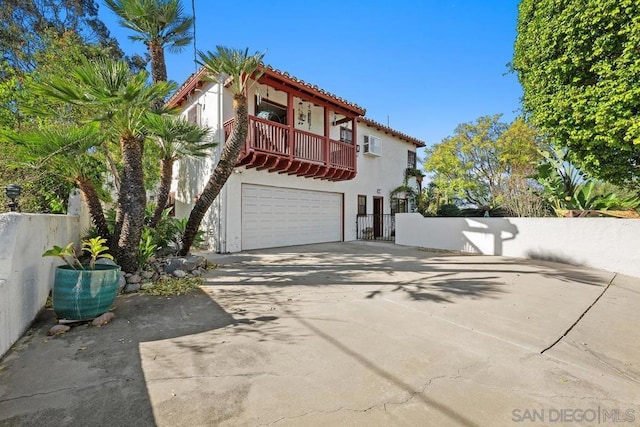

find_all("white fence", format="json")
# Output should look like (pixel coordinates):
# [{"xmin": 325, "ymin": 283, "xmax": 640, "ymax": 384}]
[
  {"xmin": 396, "ymin": 213, "xmax": 640, "ymax": 278},
  {"xmin": 0, "ymin": 213, "xmax": 80, "ymax": 357}
]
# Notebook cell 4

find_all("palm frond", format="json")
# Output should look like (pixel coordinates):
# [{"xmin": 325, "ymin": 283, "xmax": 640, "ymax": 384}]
[
  {"xmin": 145, "ymin": 113, "xmax": 213, "ymax": 160},
  {"xmin": 196, "ymin": 46, "xmax": 265, "ymax": 95}
]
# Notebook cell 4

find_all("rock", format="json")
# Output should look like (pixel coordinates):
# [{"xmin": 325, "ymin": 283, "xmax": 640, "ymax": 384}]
[
  {"xmin": 172, "ymin": 269, "xmax": 187, "ymax": 278},
  {"xmin": 191, "ymin": 269, "xmax": 202, "ymax": 277},
  {"xmin": 118, "ymin": 275, "xmax": 126, "ymax": 293},
  {"xmin": 124, "ymin": 283, "xmax": 140, "ymax": 293},
  {"xmin": 164, "ymin": 255, "xmax": 205, "ymax": 274},
  {"xmin": 127, "ymin": 274, "xmax": 142, "ymax": 284},
  {"xmin": 142, "ymin": 271, "xmax": 154, "ymax": 279},
  {"xmin": 48, "ymin": 325, "xmax": 71, "ymax": 336},
  {"xmin": 192, "ymin": 255, "xmax": 207, "ymax": 269},
  {"xmin": 164, "ymin": 258, "xmax": 183, "ymax": 274},
  {"xmin": 91, "ymin": 312, "xmax": 115, "ymax": 327},
  {"xmin": 95, "ymin": 258, "xmax": 117, "ymax": 266},
  {"xmin": 141, "ymin": 282, "xmax": 154, "ymax": 290},
  {"xmin": 147, "ymin": 256, "xmax": 157, "ymax": 264},
  {"xmin": 156, "ymin": 246, "xmax": 176, "ymax": 258}
]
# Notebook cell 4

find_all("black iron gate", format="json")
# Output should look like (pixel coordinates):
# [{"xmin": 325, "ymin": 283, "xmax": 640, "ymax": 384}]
[{"xmin": 356, "ymin": 214, "xmax": 395, "ymax": 241}]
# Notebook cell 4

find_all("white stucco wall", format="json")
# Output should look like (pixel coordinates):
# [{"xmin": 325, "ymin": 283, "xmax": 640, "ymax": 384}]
[
  {"xmin": 0, "ymin": 213, "xmax": 80, "ymax": 357},
  {"xmin": 396, "ymin": 213, "xmax": 640, "ymax": 278},
  {"xmin": 173, "ymin": 81, "xmax": 226, "ymax": 251}
]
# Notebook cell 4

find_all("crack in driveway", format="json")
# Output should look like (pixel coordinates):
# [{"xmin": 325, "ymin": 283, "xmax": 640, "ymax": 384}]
[{"xmin": 541, "ymin": 274, "xmax": 616, "ymax": 354}]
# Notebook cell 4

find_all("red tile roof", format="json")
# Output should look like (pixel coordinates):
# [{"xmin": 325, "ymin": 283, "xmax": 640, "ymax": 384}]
[
  {"xmin": 166, "ymin": 64, "xmax": 365, "ymax": 116},
  {"xmin": 357, "ymin": 116, "xmax": 426, "ymax": 147}
]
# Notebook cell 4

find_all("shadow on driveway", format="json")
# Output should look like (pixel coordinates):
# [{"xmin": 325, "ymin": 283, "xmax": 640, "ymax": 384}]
[{"xmin": 0, "ymin": 290, "xmax": 236, "ymax": 426}]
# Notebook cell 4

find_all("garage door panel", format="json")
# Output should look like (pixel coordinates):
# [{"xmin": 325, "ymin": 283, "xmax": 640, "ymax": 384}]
[{"xmin": 242, "ymin": 184, "xmax": 342, "ymax": 250}]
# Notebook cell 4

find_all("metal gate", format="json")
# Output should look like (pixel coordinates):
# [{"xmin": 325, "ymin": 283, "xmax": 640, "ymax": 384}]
[{"xmin": 356, "ymin": 214, "xmax": 395, "ymax": 241}]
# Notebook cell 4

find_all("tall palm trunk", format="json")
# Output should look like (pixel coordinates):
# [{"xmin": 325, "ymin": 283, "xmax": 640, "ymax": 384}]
[
  {"xmin": 76, "ymin": 176, "xmax": 111, "ymax": 240},
  {"xmin": 149, "ymin": 157, "xmax": 174, "ymax": 228},
  {"xmin": 178, "ymin": 95, "xmax": 247, "ymax": 255},
  {"xmin": 149, "ymin": 40, "xmax": 167, "ymax": 83},
  {"xmin": 113, "ymin": 136, "xmax": 147, "ymax": 272}
]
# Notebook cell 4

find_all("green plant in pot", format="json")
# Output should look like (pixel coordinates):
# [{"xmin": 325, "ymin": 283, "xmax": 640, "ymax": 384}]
[{"xmin": 43, "ymin": 237, "xmax": 120, "ymax": 320}]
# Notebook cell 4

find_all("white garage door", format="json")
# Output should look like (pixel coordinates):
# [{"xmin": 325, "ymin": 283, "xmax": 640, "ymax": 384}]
[{"xmin": 242, "ymin": 184, "xmax": 343, "ymax": 250}]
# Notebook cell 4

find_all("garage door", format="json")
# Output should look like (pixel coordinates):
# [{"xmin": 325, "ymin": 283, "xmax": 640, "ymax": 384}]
[{"xmin": 242, "ymin": 184, "xmax": 343, "ymax": 250}]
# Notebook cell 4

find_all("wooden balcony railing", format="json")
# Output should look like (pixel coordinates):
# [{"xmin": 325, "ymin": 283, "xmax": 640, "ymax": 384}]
[
  {"xmin": 294, "ymin": 129, "xmax": 324, "ymax": 163},
  {"xmin": 224, "ymin": 116, "xmax": 356, "ymax": 181}
]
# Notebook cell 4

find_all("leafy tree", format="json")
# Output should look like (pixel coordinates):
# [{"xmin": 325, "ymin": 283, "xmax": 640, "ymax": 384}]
[
  {"xmin": 0, "ymin": 30, "xmax": 117, "ymax": 213},
  {"xmin": 0, "ymin": 0, "xmax": 123, "ymax": 72},
  {"xmin": 178, "ymin": 46, "xmax": 265, "ymax": 255},
  {"xmin": 425, "ymin": 115, "xmax": 545, "ymax": 211},
  {"xmin": 34, "ymin": 58, "xmax": 174, "ymax": 272},
  {"xmin": 105, "ymin": 0, "xmax": 193, "ymax": 83},
  {"xmin": 145, "ymin": 114, "xmax": 212, "ymax": 228},
  {"xmin": 513, "ymin": 0, "xmax": 640, "ymax": 188}
]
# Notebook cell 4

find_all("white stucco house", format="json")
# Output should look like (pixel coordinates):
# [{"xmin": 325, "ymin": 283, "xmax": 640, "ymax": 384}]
[{"xmin": 166, "ymin": 65, "xmax": 425, "ymax": 253}]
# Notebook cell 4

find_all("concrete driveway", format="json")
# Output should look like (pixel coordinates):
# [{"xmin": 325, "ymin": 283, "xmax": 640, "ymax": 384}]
[{"xmin": 1, "ymin": 242, "xmax": 638, "ymax": 426}]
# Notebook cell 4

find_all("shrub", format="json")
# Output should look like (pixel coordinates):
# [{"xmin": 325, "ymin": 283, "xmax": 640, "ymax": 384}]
[{"xmin": 437, "ymin": 204, "xmax": 461, "ymax": 217}]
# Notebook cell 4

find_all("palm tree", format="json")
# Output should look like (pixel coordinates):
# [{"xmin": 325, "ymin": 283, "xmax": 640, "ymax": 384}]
[
  {"xmin": 7, "ymin": 123, "xmax": 112, "ymax": 239},
  {"xmin": 104, "ymin": 0, "xmax": 193, "ymax": 83},
  {"xmin": 35, "ymin": 58, "xmax": 174, "ymax": 272},
  {"xmin": 145, "ymin": 114, "xmax": 212, "ymax": 228},
  {"xmin": 178, "ymin": 46, "xmax": 264, "ymax": 255}
]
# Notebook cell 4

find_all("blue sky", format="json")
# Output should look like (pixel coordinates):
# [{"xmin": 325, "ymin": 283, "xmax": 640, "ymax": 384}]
[{"xmin": 98, "ymin": 0, "xmax": 522, "ymax": 154}]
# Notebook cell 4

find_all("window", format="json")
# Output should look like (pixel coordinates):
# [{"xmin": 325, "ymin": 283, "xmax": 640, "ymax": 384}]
[
  {"xmin": 255, "ymin": 98, "xmax": 287, "ymax": 124},
  {"xmin": 407, "ymin": 151, "xmax": 417, "ymax": 169},
  {"xmin": 363, "ymin": 135, "xmax": 382, "ymax": 156},
  {"xmin": 391, "ymin": 197, "xmax": 408, "ymax": 215},
  {"xmin": 340, "ymin": 127, "xmax": 353, "ymax": 144},
  {"xmin": 357, "ymin": 195, "xmax": 367, "ymax": 215},
  {"xmin": 187, "ymin": 104, "xmax": 201, "ymax": 125}
]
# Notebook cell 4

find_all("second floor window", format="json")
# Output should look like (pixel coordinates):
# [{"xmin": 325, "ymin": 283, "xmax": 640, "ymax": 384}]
[
  {"xmin": 255, "ymin": 98, "xmax": 287, "ymax": 124},
  {"xmin": 340, "ymin": 127, "xmax": 353, "ymax": 144},
  {"xmin": 187, "ymin": 105, "xmax": 201, "ymax": 125},
  {"xmin": 408, "ymin": 151, "xmax": 417, "ymax": 169}
]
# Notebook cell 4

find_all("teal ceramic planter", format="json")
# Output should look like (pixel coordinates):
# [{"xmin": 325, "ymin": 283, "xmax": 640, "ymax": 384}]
[{"xmin": 52, "ymin": 264, "xmax": 120, "ymax": 320}]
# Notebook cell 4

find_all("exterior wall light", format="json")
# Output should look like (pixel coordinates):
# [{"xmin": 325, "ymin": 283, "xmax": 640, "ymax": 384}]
[{"xmin": 5, "ymin": 184, "xmax": 22, "ymax": 212}]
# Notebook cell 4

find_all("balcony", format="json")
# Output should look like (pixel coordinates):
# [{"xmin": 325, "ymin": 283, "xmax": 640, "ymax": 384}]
[{"xmin": 225, "ymin": 115, "xmax": 357, "ymax": 181}]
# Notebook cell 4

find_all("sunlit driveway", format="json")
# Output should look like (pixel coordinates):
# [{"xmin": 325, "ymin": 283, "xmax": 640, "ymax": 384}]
[{"xmin": 148, "ymin": 242, "xmax": 640, "ymax": 426}]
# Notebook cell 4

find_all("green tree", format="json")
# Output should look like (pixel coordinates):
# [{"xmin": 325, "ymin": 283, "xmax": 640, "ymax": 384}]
[
  {"xmin": 0, "ymin": 0, "xmax": 123, "ymax": 72},
  {"xmin": 105, "ymin": 0, "xmax": 193, "ymax": 83},
  {"xmin": 513, "ymin": 0, "xmax": 640, "ymax": 187},
  {"xmin": 34, "ymin": 58, "xmax": 174, "ymax": 272},
  {"xmin": 425, "ymin": 115, "xmax": 544, "ymax": 212},
  {"xmin": 7, "ymin": 123, "xmax": 112, "ymax": 238},
  {"xmin": 0, "ymin": 30, "xmax": 120, "ymax": 213},
  {"xmin": 145, "ymin": 114, "xmax": 212, "ymax": 228},
  {"xmin": 178, "ymin": 46, "xmax": 264, "ymax": 255}
]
